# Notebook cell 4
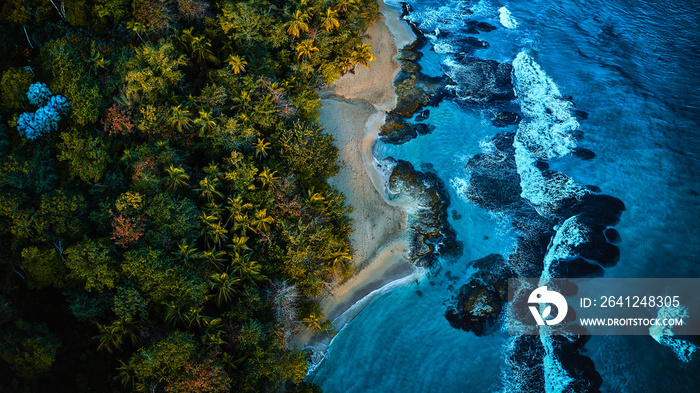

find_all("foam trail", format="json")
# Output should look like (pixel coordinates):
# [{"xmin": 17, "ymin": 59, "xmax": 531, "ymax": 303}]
[
  {"xmin": 541, "ymin": 336, "xmax": 574, "ymax": 393},
  {"xmin": 498, "ymin": 6, "xmax": 518, "ymax": 29},
  {"xmin": 540, "ymin": 215, "xmax": 589, "ymax": 282},
  {"xmin": 650, "ymin": 305, "xmax": 698, "ymax": 362},
  {"xmin": 511, "ymin": 51, "xmax": 589, "ymax": 216}
]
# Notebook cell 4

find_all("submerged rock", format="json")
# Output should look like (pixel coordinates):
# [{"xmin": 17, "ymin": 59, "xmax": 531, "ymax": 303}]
[
  {"xmin": 465, "ymin": 133, "xmax": 522, "ymax": 210},
  {"xmin": 573, "ymin": 148, "xmax": 596, "ymax": 160},
  {"xmin": 455, "ymin": 37, "xmax": 490, "ymax": 53},
  {"xmin": 449, "ymin": 57, "xmax": 515, "ymax": 103},
  {"xmin": 445, "ymin": 254, "xmax": 511, "ymax": 336},
  {"xmin": 491, "ymin": 111, "xmax": 522, "ymax": 127},
  {"xmin": 379, "ymin": 115, "xmax": 435, "ymax": 145}
]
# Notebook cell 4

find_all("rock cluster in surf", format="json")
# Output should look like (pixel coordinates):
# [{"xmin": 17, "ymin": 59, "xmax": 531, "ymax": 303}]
[
  {"xmin": 395, "ymin": 3, "xmax": 626, "ymax": 392},
  {"xmin": 384, "ymin": 158, "xmax": 461, "ymax": 267}
]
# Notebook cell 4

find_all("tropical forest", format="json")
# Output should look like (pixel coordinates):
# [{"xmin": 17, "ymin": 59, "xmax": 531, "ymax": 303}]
[{"xmin": 0, "ymin": 0, "xmax": 378, "ymax": 391}]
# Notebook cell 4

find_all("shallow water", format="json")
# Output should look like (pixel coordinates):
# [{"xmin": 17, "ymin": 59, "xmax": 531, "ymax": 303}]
[{"xmin": 313, "ymin": 0, "xmax": 700, "ymax": 391}]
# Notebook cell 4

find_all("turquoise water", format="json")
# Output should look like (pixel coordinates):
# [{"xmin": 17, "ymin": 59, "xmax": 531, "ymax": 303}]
[{"xmin": 313, "ymin": 0, "xmax": 700, "ymax": 391}]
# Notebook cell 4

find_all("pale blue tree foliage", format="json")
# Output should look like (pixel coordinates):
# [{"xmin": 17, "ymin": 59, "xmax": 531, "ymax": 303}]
[
  {"xmin": 17, "ymin": 83, "xmax": 70, "ymax": 139},
  {"xmin": 27, "ymin": 82, "xmax": 52, "ymax": 107}
]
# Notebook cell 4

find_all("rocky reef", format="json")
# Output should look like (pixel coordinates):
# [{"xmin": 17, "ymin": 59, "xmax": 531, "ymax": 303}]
[
  {"xmin": 445, "ymin": 254, "xmax": 511, "ymax": 336},
  {"xmin": 379, "ymin": 32, "xmax": 451, "ymax": 145},
  {"xmin": 384, "ymin": 158, "xmax": 460, "ymax": 266}
]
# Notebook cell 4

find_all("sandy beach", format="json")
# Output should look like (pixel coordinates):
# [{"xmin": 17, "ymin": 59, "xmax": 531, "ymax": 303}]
[{"xmin": 292, "ymin": 3, "xmax": 417, "ymax": 349}]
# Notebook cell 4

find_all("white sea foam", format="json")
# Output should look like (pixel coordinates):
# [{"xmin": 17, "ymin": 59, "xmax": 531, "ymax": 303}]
[
  {"xmin": 511, "ymin": 51, "xmax": 588, "ymax": 215},
  {"xmin": 498, "ymin": 6, "xmax": 518, "ymax": 29},
  {"xmin": 541, "ymin": 336, "xmax": 574, "ymax": 393},
  {"xmin": 433, "ymin": 41, "xmax": 456, "ymax": 54},
  {"xmin": 512, "ymin": 51, "xmax": 579, "ymax": 160},
  {"xmin": 450, "ymin": 176, "xmax": 470, "ymax": 203},
  {"xmin": 540, "ymin": 215, "xmax": 589, "ymax": 281},
  {"xmin": 514, "ymin": 141, "xmax": 588, "ymax": 216},
  {"xmin": 650, "ymin": 305, "xmax": 698, "ymax": 362}
]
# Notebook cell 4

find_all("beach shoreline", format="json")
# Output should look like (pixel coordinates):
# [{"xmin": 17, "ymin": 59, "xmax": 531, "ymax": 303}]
[{"xmin": 291, "ymin": 1, "xmax": 418, "ymax": 350}]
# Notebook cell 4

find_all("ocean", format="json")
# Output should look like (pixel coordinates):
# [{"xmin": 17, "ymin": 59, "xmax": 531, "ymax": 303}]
[{"xmin": 312, "ymin": 0, "xmax": 700, "ymax": 391}]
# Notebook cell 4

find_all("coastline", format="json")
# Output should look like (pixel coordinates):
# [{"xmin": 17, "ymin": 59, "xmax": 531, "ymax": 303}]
[{"xmin": 291, "ymin": 2, "xmax": 418, "ymax": 350}]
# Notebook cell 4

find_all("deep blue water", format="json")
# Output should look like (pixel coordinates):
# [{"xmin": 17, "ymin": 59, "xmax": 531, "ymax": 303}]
[{"xmin": 312, "ymin": 0, "xmax": 700, "ymax": 391}]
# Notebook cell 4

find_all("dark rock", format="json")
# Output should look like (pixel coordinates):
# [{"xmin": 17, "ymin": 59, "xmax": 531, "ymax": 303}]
[
  {"xmin": 456, "ymin": 37, "xmax": 490, "ymax": 53},
  {"xmin": 534, "ymin": 161, "xmax": 549, "ymax": 170},
  {"xmin": 566, "ymin": 258, "xmax": 605, "ymax": 278},
  {"xmin": 414, "ymin": 123, "xmax": 433, "ymax": 135},
  {"xmin": 392, "ymin": 72, "xmax": 449, "ymax": 118},
  {"xmin": 387, "ymin": 158, "xmax": 460, "ymax": 265},
  {"xmin": 558, "ymin": 193, "xmax": 626, "ymax": 227},
  {"xmin": 399, "ymin": 61, "xmax": 421, "ymax": 73},
  {"xmin": 465, "ymin": 133, "xmax": 521, "ymax": 211},
  {"xmin": 465, "ymin": 20, "xmax": 497, "ymax": 33},
  {"xmin": 491, "ymin": 111, "xmax": 522, "ymax": 127},
  {"xmin": 476, "ymin": 22, "xmax": 497, "ymax": 32},
  {"xmin": 398, "ymin": 48, "xmax": 420, "ymax": 62},
  {"xmin": 445, "ymin": 254, "xmax": 511, "ymax": 336},
  {"xmin": 379, "ymin": 115, "xmax": 435, "ymax": 145},
  {"xmin": 400, "ymin": 2, "xmax": 412, "ymax": 18},
  {"xmin": 604, "ymin": 228, "xmax": 621, "ymax": 243},
  {"xmin": 483, "ymin": 235, "xmax": 488, "ymax": 240},
  {"xmin": 574, "ymin": 110, "xmax": 589, "ymax": 120},
  {"xmin": 573, "ymin": 148, "xmax": 596, "ymax": 160},
  {"xmin": 579, "ymin": 241, "xmax": 620, "ymax": 267},
  {"xmin": 451, "ymin": 210, "xmax": 462, "ymax": 220},
  {"xmin": 415, "ymin": 109, "xmax": 430, "ymax": 122},
  {"xmin": 450, "ymin": 57, "xmax": 515, "ymax": 103},
  {"xmin": 379, "ymin": 117, "xmax": 416, "ymax": 144},
  {"xmin": 553, "ymin": 336, "xmax": 604, "ymax": 393},
  {"xmin": 584, "ymin": 185, "xmax": 602, "ymax": 193}
]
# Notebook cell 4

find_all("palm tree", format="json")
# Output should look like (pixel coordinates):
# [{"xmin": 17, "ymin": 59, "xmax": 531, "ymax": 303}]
[
  {"xmin": 168, "ymin": 105, "xmax": 192, "ymax": 132},
  {"xmin": 254, "ymin": 138, "xmax": 271, "ymax": 159},
  {"xmin": 209, "ymin": 272, "xmax": 240, "ymax": 306},
  {"xmin": 225, "ymin": 196, "xmax": 252, "ymax": 224},
  {"xmin": 126, "ymin": 20, "xmax": 147, "ymax": 44},
  {"xmin": 228, "ymin": 235, "xmax": 250, "ymax": 254},
  {"xmin": 194, "ymin": 110, "xmax": 218, "ymax": 136},
  {"xmin": 328, "ymin": 246, "xmax": 352, "ymax": 271},
  {"xmin": 233, "ymin": 212, "xmax": 253, "ymax": 236},
  {"xmin": 284, "ymin": 10, "xmax": 309, "ymax": 38},
  {"xmin": 320, "ymin": 8, "xmax": 340, "ymax": 32},
  {"xmin": 201, "ymin": 250, "xmax": 227, "ymax": 269},
  {"xmin": 231, "ymin": 90, "xmax": 253, "ymax": 113},
  {"xmin": 163, "ymin": 165, "xmax": 190, "ymax": 191},
  {"xmin": 251, "ymin": 209, "xmax": 274, "ymax": 233},
  {"xmin": 203, "ymin": 162, "xmax": 223, "ymax": 181},
  {"xmin": 231, "ymin": 253, "xmax": 267, "ymax": 283},
  {"xmin": 295, "ymin": 39, "xmax": 319, "ymax": 60},
  {"xmin": 189, "ymin": 36, "xmax": 217, "ymax": 65},
  {"xmin": 301, "ymin": 312, "xmax": 323, "ymax": 332},
  {"xmin": 197, "ymin": 177, "xmax": 224, "ymax": 202},
  {"xmin": 227, "ymin": 54, "xmax": 247, "ymax": 75},
  {"xmin": 176, "ymin": 239, "xmax": 198, "ymax": 264},
  {"xmin": 204, "ymin": 202, "xmax": 224, "ymax": 220},
  {"xmin": 205, "ymin": 221, "xmax": 229, "ymax": 249},
  {"xmin": 94, "ymin": 319, "xmax": 139, "ymax": 353},
  {"xmin": 258, "ymin": 167, "xmax": 279, "ymax": 188},
  {"xmin": 352, "ymin": 43, "xmax": 375, "ymax": 69},
  {"xmin": 334, "ymin": 0, "xmax": 358, "ymax": 14}
]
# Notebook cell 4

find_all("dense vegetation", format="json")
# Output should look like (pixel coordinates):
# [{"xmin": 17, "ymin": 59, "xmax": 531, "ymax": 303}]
[{"xmin": 0, "ymin": 0, "xmax": 379, "ymax": 391}]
